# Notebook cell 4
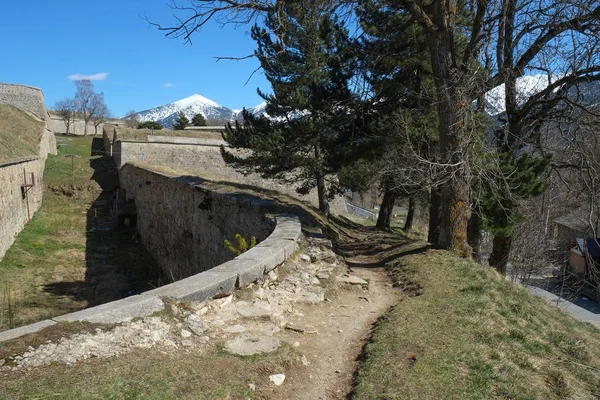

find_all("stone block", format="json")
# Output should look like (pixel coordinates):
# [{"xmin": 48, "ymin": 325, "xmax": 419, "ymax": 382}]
[
  {"xmin": 273, "ymin": 216, "xmax": 302, "ymax": 241},
  {"xmin": 0, "ymin": 319, "xmax": 57, "ymax": 342},
  {"xmin": 236, "ymin": 246, "xmax": 286, "ymax": 273},
  {"xmin": 143, "ymin": 270, "xmax": 238, "ymax": 302},
  {"xmin": 211, "ymin": 259, "xmax": 265, "ymax": 287},
  {"xmin": 257, "ymin": 238, "xmax": 297, "ymax": 260},
  {"xmin": 53, "ymin": 295, "xmax": 164, "ymax": 324}
]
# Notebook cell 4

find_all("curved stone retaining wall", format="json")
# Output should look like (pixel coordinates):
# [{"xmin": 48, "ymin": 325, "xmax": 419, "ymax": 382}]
[
  {"xmin": 0, "ymin": 167, "xmax": 302, "ymax": 342},
  {"xmin": 119, "ymin": 164, "xmax": 279, "ymax": 281}
]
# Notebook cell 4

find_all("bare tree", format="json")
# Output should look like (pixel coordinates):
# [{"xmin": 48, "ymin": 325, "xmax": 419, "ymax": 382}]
[
  {"xmin": 91, "ymin": 93, "xmax": 110, "ymax": 135},
  {"xmin": 74, "ymin": 80, "xmax": 105, "ymax": 136},
  {"xmin": 123, "ymin": 110, "xmax": 140, "ymax": 128},
  {"xmin": 54, "ymin": 97, "xmax": 77, "ymax": 135}
]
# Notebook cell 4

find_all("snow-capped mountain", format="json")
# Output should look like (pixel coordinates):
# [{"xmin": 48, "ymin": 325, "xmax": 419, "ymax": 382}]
[
  {"xmin": 245, "ymin": 101, "xmax": 267, "ymax": 117},
  {"xmin": 135, "ymin": 94, "xmax": 266, "ymax": 128},
  {"xmin": 484, "ymin": 74, "xmax": 558, "ymax": 115},
  {"xmin": 484, "ymin": 74, "xmax": 600, "ymax": 116}
]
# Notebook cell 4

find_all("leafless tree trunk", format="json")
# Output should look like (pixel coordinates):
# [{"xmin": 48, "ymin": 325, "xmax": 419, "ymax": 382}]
[
  {"xmin": 404, "ymin": 195, "xmax": 416, "ymax": 232},
  {"xmin": 377, "ymin": 189, "xmax": 398, "ymax": 230}
]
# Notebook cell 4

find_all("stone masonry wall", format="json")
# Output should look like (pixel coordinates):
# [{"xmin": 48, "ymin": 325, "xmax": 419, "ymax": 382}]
[
  {"xmin": 0, "ymin": 83, "xmax": 56, "ymax": 260},
  {"xmin": 0, "ymin": 83, "xmax": 48, "ymax": 121},
  {"xmin": 48, "ymin": 113, "xmax": 123, "ymax": 136},
  {"xmin": 119, "ymin": 164, "xmax": 277, "ymax": 281},
  {"xmin": 0, "ymin": 157, "xmax": 47, "ymax": 259},
  {"xmin": 114, "ymin": 140, "xmax": 346, "ymax": 213}
]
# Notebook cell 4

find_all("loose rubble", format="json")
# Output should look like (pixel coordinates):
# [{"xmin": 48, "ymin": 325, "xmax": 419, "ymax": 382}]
[{"xmin": 4, "ymin": 237, "xmax": 370, "ymax": 371}]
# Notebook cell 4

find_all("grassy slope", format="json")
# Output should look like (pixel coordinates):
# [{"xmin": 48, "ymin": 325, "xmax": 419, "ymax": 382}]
[
  {"xmin": 0, "ymin": 105, "xmax": 44, "ymax": 164},
  {"xmin": 0, "ymin": 136, "xmax": 157, "ymax": 331},
  {"xmin": 0, "ymin": 137, "xmax": 92, "ymax": 328},
  {"xmin": 353, "ymin": 249, "xmax": 600, "ymax": 399}
]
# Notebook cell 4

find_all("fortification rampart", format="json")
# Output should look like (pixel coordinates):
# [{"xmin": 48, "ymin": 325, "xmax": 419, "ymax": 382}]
[
  {"xmin": 0, "ymin": 84, "xmax": 57, "ymax": 260},
  {"xmin": 0, "ymin": 164, "xmax": 301, "ymax": 341},
  {"xmin": 112, "ymin": 139, "xmax": 346, "ymax": 213},
  {"xmin": 119, "ymin": 164, "xmax": 278, "ymax": 280},
  {"xmin": 0, "ymin": 83, "xmax": 48, "ymax": 122}
]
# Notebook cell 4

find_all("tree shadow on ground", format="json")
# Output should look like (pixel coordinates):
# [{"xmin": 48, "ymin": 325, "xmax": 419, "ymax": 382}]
[{"xmin": 43, "ymin": 154, "xmax": 162, "ymax": 307}]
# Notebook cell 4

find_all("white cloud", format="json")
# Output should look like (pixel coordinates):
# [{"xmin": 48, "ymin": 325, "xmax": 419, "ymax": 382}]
[
  {"xmin": 163, "ymin": 82, "xmax": 175, "ymax": 88},
  {"xmin": 67, "ymin": 72, "xmax": 108, "ymax": 81}
]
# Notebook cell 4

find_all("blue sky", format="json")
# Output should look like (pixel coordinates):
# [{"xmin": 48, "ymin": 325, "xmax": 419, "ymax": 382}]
[{"xmin": 0, "ymin": 1, "xmax": 270, "ymax": 116}]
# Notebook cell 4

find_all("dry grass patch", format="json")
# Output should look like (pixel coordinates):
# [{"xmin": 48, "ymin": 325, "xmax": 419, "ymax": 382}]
[
  {"xmin": 0, "ymin": 340, "xmax": 302, "ymax": 399},
  {"xmin": 353, "ymin": 250, "xmax": 600, "ymax": 399},
  {"xmin": 0, "ymin": 104, "xmax": 44, "ymax": 164},
  {"xmin": 113, "ymin": 126, "xmax": 223, "ymax": 141}
]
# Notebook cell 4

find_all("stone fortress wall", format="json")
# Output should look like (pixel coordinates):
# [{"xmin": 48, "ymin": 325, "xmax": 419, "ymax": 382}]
[
  {"xmin": 48, "ymin": 112, "xmax": 123, "ymax": 136},
  {"xmin": 0, "ymin": 83, "xmax": 57, "ymax": 260},
  {"xmin": 111, "ymin": 135, "xmax": 346, "ymax": 213},
  {"xmin": 119, "ymin": 164, "xmax": 278, "ymax": 281},
  {"xmin": 0, "ymin": 83, "xmax": 48, "ymax": 121},
  {"xmin": 0, "ymin": 163, "xmax": 301, "ymax": 341}
]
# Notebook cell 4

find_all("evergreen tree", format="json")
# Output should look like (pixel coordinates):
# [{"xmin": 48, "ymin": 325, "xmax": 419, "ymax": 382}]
[
  {"xmin": 355, "ymin": 0, "xmax": 438, "ymax": 231},
  {"xmin": 475, "ymin": 152, "xmax": 550, "ymax": 274},
  {"xmin": 173, "ymin": 112, "xmax": 189, "ymax": 130},
  {"xmin": 221, "ymin": 2, "xmax": 356, "ymax": 214},
  {"xmin": 137, "ymin": 121, "xmax": 163, "ymax": 130},
  {"xmin": 191, "ymin": 113, "xmax": 207, "ymax": 126}
]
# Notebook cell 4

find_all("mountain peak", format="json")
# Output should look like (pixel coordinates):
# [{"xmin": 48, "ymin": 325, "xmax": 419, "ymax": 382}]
[
  {"xmin": 173, "ymin": 94, "xmax": 221, "ymax": 109},
  {"xmin": 135, "ymin": 96, "xmax": 266, "ymax": 128}
]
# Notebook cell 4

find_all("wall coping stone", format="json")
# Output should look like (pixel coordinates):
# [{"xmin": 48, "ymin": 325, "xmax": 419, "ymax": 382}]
[{"xmin": 0, "ymin": 206, "xmax": 302, "ymax": 342}]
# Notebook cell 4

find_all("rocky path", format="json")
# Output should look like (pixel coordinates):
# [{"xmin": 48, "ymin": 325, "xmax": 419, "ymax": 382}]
[
  {"xmin": 1, "ymin": 234, "xmax": 398, "ymax": 398},
  {"xmin": 275, "ymin": 265, "xmax": 396, "ymax": 399}
]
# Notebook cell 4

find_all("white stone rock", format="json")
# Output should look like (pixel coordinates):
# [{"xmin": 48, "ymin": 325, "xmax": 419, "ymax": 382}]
[
  {"xmin": 300, "ymin": 254, "xmax": 311, "ymax": 262},
  {"xmin": 223, "ymin": 324, "xmax": 247, "ymax": 333},
  {"xmin": 225, "ymin": 334, "xmax": 281, "ymax": 356},
  {"xmin": 336, "ymin": 274, "xmax": 368, "ymax": 285},
  {"xmin": 181, "ymin": 329, "xmax": 192, "ymax": 338},
  {"xmin": 269, "ymin": 374, "xmax": 286, "ymax": 386},
  {"xmin": 186, "ymin": 314, "xmax": 206, "ymax": 336}
]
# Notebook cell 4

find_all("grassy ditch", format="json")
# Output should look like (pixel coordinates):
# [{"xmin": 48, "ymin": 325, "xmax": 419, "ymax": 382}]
[
  {"xmin": 353, "ymin": 249, "xmax": 600, "ymax": 399},
  {"xmin": 0, "ymin": 136, "xmax": 159, "ymax": 331}
]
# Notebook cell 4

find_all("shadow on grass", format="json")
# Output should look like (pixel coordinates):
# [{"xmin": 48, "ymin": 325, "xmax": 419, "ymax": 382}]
[{"xmin": 43, "ymin": 154, "xmax": 162, "ymax": 307}]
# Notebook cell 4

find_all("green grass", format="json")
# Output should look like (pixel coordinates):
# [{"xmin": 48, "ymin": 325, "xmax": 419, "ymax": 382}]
[
  {"xmin": 0, "ymin": 105, "xmax": 44, "ymax": 164},
  {"xmin": 353, "ymin": 249, "xmax": 600, "ymax": 399},
  {"xmin": 0, "ymin": 136, "xmax": 159, "ymax": 331},
  {"xmin": 0, "ymin": 339, "xmax": 299, "ymax": 399}
]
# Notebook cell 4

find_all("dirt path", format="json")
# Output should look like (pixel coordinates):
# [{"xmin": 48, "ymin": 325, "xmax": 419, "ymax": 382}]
[
  {"xmin": 0, "ymin": 231, "xmax": 402, "ymax": 399},
  {"xmin": 276, "ymin": 265, "xmax": 397, "ymax": 399}
]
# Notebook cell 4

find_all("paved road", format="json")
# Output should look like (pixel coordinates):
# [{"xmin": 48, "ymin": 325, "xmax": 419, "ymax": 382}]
[{"xmin": 526, "ymin": 285, "xmax": 600, "ymax": 326}]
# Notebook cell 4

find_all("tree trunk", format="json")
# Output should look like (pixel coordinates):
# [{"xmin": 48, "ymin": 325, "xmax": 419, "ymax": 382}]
[
  {"xmin": 404, "ymin": 195, "xmax": 416, "ymax": 232},
  {"xmin": 489, "ymin": 234, "xmax": 512, "ymax": 275},
  {"xmin": 376, "ymin": 189, "xmax": 397, "ymax": 230},
  {"xmin": 467, "ymin": 213, "xmax": 483, "ymax": 263},
  {"xmin": 316, "ymin": 173, "xmax": 330, "ymax": 214},
  {"xmin": 427, "ymin": 5, "xmax": 472, "ymax": 257},
  {"xmin": 314, "ymin": 143, "xmax": 329, "ymax": 214},
  {"xmin": 428, "ymin": 188, "xmax": 442, "ymax": 244}
]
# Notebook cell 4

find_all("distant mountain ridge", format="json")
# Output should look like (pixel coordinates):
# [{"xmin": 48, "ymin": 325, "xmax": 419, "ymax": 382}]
[{"xmin": 135, "ymin": 94, "xmax": 266, "ymax": 128}]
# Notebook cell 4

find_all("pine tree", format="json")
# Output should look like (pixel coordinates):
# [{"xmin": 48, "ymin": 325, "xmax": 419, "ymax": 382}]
[
  {"xmin": 355, "ymin": 0, "xmax": 438, "ymax": 231},
  {"xmin": 221, "ymin": 2, "xmax": 356, "ymax": 214},
  {"xmin": 173, "ymin": 112, "xmax": 189, "ymax": 130},
  {"xmin": 191, "ymin": 113, "xmax": 207, "ymax": 127}
]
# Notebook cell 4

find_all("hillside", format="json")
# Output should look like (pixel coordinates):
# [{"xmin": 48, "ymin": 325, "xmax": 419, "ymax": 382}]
[
  {"xmin": 0, "ymin": 105, "xmax": 44, "ymax": 165},
  {"xmin": 353, "ymin": 244, "xmax": 600, "ymax": 399}
]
